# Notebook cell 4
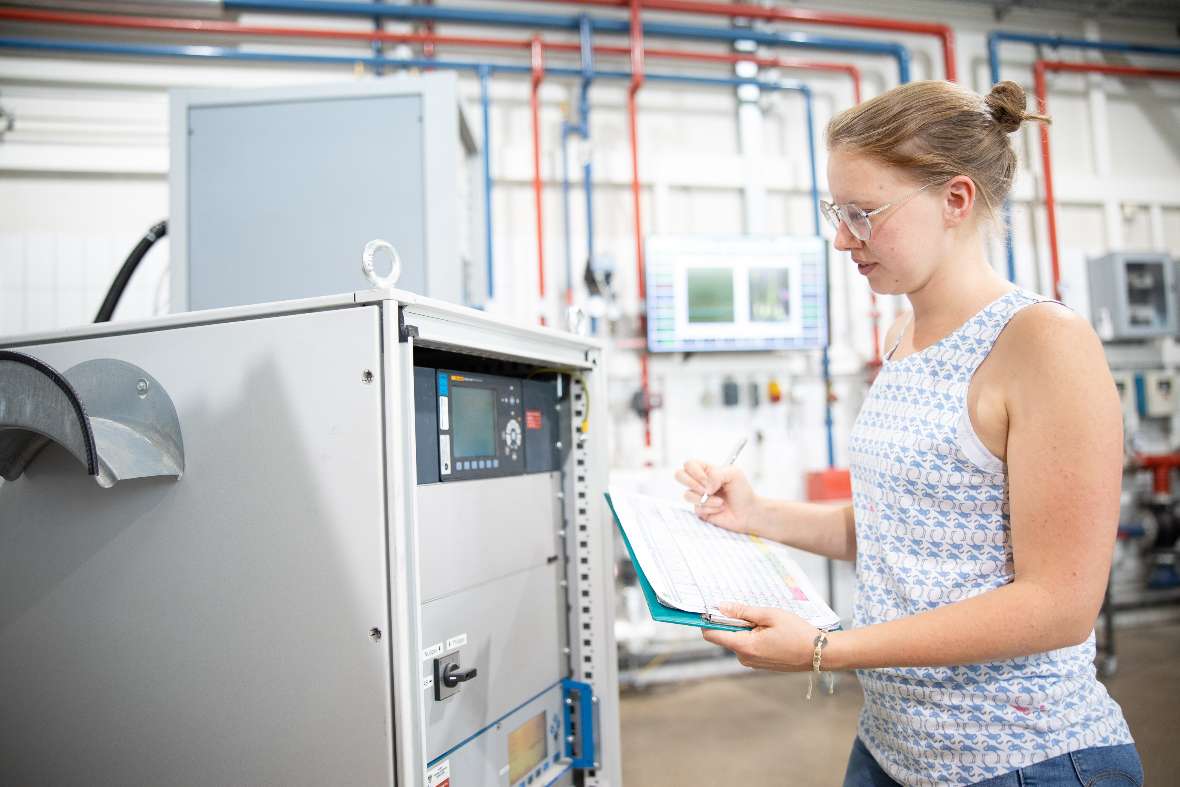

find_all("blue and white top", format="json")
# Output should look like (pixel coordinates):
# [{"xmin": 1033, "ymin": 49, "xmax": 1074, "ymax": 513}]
[{"xmin": 847, "ymin": 288, "xmax": 1132, "ymax": 786}]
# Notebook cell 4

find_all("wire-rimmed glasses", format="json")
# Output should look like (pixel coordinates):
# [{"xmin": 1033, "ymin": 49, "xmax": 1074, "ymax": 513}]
[{"xmin": 819, "ymin": 183, "xmax": 936, "ymax": 242}]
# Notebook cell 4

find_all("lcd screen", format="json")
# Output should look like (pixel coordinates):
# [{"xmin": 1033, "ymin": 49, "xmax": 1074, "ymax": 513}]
[
  {"xmin": 507, "ymin": 711, "xmax": 547, "ymax": 784},
  {"xmin": 686, "ymin": 268, "xmax": 735, "ymax": 323},
  {"xmin": 749, "ymin": 267, "xmax": 791, "ymax": 322},
  {"xmin": 451, "ymin": 386, "xmax": 496, "ymax": 458}
]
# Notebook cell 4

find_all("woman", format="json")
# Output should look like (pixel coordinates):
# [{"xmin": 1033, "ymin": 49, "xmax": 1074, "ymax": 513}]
[{"xmin": 676, "ymin": 80, "xmax": 1142, "ymax": 786}]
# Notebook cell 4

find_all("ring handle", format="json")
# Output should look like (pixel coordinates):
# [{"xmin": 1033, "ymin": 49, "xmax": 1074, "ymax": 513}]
[{"xmin": 361, "ymin": 239, "xmax": 402, "ymax": 288}]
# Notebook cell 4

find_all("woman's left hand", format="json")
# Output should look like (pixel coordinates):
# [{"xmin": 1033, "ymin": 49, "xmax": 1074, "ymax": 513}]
[{"xmin": 701, "ymin": 603, "xmax": 821, "ymax": 672}]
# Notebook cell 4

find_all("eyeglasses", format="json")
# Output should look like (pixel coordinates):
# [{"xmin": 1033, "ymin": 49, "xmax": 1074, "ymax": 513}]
[{"xmin": 819, "ymin": 183, "xmax": 935, "ymax": 242}]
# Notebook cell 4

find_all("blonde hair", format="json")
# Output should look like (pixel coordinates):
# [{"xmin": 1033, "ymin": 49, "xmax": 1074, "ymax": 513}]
[{"xmin": 826, "ymin": 80, "xmax": 1051, "ymax": 228}]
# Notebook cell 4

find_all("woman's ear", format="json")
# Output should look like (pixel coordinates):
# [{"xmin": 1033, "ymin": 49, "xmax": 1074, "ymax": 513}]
[{"xmin": 943, "ymin": 175, "xmax": 976, "ymax": 227}]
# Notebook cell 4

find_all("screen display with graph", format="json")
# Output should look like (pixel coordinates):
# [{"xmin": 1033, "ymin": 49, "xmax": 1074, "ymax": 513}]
[{"xmin": 645, "ymin": 235, "xmax": 828, "ymax": 353}]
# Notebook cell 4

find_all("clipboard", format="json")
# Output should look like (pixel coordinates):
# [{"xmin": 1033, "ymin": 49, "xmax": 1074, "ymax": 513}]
[{"xmin": 605, "ymin": 492, "xmax": 749, "ymax": 632}]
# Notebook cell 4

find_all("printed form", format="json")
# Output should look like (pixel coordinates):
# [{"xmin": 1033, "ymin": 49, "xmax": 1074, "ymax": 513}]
[{"xmin": 612, "ymin": 491, "xmax": 840, "ymax": 630}]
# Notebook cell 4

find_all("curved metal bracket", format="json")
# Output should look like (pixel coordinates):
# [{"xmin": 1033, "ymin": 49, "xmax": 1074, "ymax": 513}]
[{"xmin": 0, "ymin": 352, "xmax": 185, "ymax": 488}]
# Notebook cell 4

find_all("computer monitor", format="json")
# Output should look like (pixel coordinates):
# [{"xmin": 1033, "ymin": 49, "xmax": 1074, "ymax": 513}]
[{"xmin": 645, "ymin": 235, "xmax": 829, "ymax": 353}]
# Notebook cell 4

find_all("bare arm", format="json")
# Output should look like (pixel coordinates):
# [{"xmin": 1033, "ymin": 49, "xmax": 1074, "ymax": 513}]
[
  {"xmin": 755, "ymin": 499, "xmax": 856, "ymax": 562},
  {"xmin": 705, "ymin": 304, "xmax": 1124, "ymax": 670}
]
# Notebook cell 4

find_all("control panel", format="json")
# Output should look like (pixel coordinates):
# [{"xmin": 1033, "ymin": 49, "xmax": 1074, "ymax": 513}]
[{"xmin": 414, "ymin": 365, "xmax": 566, "ymax": 484}]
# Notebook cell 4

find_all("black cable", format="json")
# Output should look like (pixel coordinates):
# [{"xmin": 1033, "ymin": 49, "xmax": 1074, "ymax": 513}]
[{"xmin": 93, "ymin": 219, "xmax": 167, "ymax": 323}]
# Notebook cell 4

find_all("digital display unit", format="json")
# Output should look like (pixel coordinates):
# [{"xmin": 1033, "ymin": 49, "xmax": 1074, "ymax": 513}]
[
  {"xmin": 645, "ymin": 235, "xmax": 828, "ymax": 353},
  {"xmin": 507, "ymin": 711, "xmax": 547, "ymax": 784}
]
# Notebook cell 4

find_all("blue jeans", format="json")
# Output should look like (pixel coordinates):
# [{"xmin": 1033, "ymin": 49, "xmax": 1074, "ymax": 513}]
[{"xmin": 842, "ymin": 736, "xmax": 1144, "ymax": 786}]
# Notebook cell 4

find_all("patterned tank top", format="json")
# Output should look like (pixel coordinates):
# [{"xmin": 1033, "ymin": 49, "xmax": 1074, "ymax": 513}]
[{"xmin": 847, "ymin": 288, "xmax": 1132, "ymax": 786}]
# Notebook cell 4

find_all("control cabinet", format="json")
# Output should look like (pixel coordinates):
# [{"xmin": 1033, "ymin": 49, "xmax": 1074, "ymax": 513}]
[{"xmin": 0, "ymin": 289, "xmax": 619, "ymax": 787}]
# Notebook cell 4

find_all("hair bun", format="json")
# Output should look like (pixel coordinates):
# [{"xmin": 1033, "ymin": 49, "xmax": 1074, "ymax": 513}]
[{"xmin": 985, "ymin": 80, "xmax": 1029, "ymax": 133}]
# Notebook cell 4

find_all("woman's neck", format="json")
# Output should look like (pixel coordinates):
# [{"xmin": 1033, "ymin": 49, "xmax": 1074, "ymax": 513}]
[{"xmin": 905, "ymin": 248, "xmax": 1014, "ymax": 350}]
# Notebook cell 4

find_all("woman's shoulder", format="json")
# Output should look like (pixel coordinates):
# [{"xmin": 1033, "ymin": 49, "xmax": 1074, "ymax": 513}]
[{"xmin": 995, "ymin": 295, "xmax": 1109, "ymax": 386}]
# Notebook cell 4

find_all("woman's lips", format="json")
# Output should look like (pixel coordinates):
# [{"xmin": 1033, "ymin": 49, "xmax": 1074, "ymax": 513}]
[{"xmin": 855, "ymin": 260, "xmax": 877, "ymax": 275}]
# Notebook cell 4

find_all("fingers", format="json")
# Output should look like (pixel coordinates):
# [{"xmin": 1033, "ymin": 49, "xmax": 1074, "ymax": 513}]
[
  {"xmin": 674, "ymin": 469, "xmax": 706, "ymax": 497},
  {"xmin": 682, "ymin": 460, "xmax": 713, "ymax": 492},
  {"xmin": 717, "ymin": 602, "xmax": 776, "ymax": 627}
]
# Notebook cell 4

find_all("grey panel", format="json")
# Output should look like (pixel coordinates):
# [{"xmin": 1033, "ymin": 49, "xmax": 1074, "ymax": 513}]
[
  {"xmin": 415, "ymin": 365, "xmax": 440, "ymax": 484},
  {"xmin": 417, "ymin": 473, "xmax": 561, "ymax": 603},
  {"xmin": 421, "ymin": 562, "xmax": 567, "ymax": 762},
  {"xmin": 523, "ymin": 377, "xmax": 563, "ymax": 474},
  {"xmin": 0, "ymin": 307, "xmax": 393, "ymax": 786},
  {"xmin": 187, "ymin": 94, "xmax": 426, "ymax": 309},
  {"xmin": 433, "ymin": 686, "xmax": 573, "ymax": 787}
]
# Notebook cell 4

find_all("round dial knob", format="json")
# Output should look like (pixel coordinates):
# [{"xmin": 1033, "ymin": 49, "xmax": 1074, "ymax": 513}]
[{"xmin": 504, "ymin": 419, "xmax": 522, "ymax": 451}]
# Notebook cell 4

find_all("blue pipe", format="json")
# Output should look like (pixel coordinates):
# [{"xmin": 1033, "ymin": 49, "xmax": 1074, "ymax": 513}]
[
  {"xmin": 797, "ymin": 86, "xmax": 835, "ymax": 467},
  {"xmin": 370, "ymin": 0, "xmax": 383, "ymax": 75},
  {"xmin": 225, "ymin": 0, "xmax": 912, "ymax": 82},
  {"xmin": 986, "ymin": 31, "xmax": 1180, "ymax": 285},
  {"xmin": 561, "ymin": 15, "xmax": 597, "ymax": 314},
  {"xmin": 479, "ymin": 65, "xmax": 494, "ymax": 301}
]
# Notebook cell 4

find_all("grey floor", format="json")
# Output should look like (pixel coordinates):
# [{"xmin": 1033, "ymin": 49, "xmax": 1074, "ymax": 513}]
[{"xmin": 620, "ymin": 620, "xmax": 1180, "ymax": 785}]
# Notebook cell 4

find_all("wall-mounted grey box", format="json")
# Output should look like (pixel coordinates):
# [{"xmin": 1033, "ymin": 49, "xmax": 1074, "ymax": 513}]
[
  {"xmin": 170, "ymin": 73, "xmax": 483, "ymax": 312},
  {"xmin": 1087, "ymin": 251, "xmax": 1177, "ymax": 341}
]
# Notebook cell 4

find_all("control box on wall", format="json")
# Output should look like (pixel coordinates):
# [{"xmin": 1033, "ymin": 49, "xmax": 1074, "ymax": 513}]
[{"xmin": 1087, "ymin": 252, "xmax": 1177, "ymax": 341}]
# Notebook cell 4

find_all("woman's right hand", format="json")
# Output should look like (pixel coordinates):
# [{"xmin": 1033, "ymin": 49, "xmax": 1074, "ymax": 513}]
[{"xmin": 674, "ymin": 460, "xmax": 762, "ymax": 535}]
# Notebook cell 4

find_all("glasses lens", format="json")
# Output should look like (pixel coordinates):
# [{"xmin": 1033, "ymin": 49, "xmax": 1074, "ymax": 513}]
[
  {"xmin": 820, "ymin": 202, "xmax": 841, "ymax": 233},
  {"xmin": 845, "ymin": 205, "xmax": 872, "ymax": 241}
]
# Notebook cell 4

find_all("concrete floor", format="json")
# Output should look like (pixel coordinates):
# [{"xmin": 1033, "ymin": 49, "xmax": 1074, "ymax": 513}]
[{"xmin": 620, "ymin": 621, "xmax": 1180, "ymax": 785}]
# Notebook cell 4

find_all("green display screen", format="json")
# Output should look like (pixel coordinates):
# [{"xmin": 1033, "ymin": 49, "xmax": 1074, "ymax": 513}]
[
  {"xmin": 686, "ymin": 268, "xmax": 735, "ymax": 323},
  {"xmin": 452, "ymin": 386, "xmax": 496, "ymax": 458}
]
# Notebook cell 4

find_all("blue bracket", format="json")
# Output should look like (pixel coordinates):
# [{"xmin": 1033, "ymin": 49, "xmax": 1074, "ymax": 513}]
[{"xmin": 561, "ymin": 678, "xmax": 597, "ymax": 770}]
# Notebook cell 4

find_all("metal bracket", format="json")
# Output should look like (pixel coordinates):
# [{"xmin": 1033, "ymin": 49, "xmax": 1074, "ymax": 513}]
[
  {"xmin": 561, "ymin": 678, "xmax": 597, "ymax": 770},
  {"xmin": 0, "ymin": 352, "xmax": 185, "ymax": 488},
  {"xmin": 398, "ymin": 306, "xmax": 419, "ymax": 343}
]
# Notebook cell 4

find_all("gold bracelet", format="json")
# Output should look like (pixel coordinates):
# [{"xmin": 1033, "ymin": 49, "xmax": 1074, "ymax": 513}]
[{"xmin": 806, "ymin": 631, "xmax": 835, "ymax": 700}]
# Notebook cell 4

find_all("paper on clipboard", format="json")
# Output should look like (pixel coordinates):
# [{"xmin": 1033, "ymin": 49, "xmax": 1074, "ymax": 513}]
[{"xmin": 611, "ymin": 491, "xmax": 840, "ymax": 630}]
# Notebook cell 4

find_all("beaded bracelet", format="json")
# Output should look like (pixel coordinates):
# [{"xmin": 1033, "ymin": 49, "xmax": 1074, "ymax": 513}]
[{"xmin": 806, "ymin": 630, "xmax": 836, "ymax": 700}]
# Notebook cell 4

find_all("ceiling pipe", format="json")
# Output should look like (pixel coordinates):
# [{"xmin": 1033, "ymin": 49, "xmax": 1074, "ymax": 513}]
[
  {"xmin": 219, "ymin": 0, "xmax": 913, "ymax": 82},
  {"xmin": 0, "ymin": 8, "xmax": 862, "ymax": 101},
  {"xmin": 1033, "ymin": 59, "xmax": 1180, "ymax": 302},
  {"xmin": 517, "ymin": 0, "xmax": 956, "ymax": 81},
  {"xmin": 987, "ymin": 30, "xmax": 1180, "ymax": 286}
]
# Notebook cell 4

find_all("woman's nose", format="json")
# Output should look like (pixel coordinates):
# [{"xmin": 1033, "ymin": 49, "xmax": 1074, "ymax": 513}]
[{"xmin": 832, "ymin": 220, "xmax": 862, "ymax": 252}]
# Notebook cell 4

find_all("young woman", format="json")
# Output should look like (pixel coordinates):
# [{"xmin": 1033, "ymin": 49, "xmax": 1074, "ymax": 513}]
[{"xmin": 675, "ymin": 80, "xmax": 1142, "ymax": 786}]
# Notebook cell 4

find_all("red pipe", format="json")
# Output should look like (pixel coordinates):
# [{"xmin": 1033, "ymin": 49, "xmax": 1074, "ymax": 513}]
[
  {"xmin": 626, "ymin": 0, "xmax": 653, "ymax": 451},
  {"xmin": 1034, "ymin": 59, "xmax": 1180, "ymax": 301},
  {"xmin": 531, "ymin": 36, "xmax": 547, "ymax": 324},
  {"xmin": 1137, "ymin": 453, "xmax": 1180, "ymax": 496},
  {"xmin": 519, "ymin": 0, "xmax": 957, "ymax": 81}
]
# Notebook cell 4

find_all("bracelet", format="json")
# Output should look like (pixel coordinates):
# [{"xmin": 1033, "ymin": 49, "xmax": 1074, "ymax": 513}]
[{"xmin": 806, "ymin": 630, "xmax": 836, "ymax": 700}]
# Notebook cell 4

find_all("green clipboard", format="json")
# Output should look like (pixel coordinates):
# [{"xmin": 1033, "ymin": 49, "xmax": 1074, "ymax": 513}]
[{"xmin": 604, "ymin": 492, "xmax": 748, "ymax": 632}]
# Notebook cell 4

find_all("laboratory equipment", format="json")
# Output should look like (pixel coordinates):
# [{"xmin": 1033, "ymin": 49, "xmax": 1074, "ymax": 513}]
[
  {"xmin": 644, "ymin": 235, "xmax": 829, "ymax": 353},
  {"xmin": 0, "ymin": 286, "xmax": 619, "ymax": 786},
  {"xmin": 170, "ymin": 74, "xmax": 483, "ymax": 311}
]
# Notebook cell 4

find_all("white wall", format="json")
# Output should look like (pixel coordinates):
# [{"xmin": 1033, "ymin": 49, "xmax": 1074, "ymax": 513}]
[{"xmin": 2, "ymin": 0, "xmax": 1179, "ymax": 499}]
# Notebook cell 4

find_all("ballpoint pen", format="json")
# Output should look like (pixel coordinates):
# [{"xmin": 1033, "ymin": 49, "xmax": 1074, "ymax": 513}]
[{"xmin": 698, "ymin": 436, "xmax": 748, "ymax": 506}]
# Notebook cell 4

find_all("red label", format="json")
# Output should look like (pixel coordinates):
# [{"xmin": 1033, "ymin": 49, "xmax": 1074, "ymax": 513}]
[{"xmin": 525, "ymin": 410, "xmax": 543, "ymax": 430}]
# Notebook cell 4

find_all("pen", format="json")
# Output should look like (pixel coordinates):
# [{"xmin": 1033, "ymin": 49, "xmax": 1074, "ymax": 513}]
[{"xmin": 697, "ymin": 436, "xmax": 748, "ymax": 506}]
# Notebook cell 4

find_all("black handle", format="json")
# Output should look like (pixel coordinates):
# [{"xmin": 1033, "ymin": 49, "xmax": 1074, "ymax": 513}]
[{"xmin": 442, "ymin": 663, "xmax": 478, "ymax": 688}]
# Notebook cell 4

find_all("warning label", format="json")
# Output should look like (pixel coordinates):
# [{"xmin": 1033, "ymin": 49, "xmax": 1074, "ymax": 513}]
[
  {"xmin": 425, "ymin": 759, "xmax": 450, "ymax": 787},
  {"xmin": 525, "ymin": 410, "xmax": 543, "ymax": 430}
]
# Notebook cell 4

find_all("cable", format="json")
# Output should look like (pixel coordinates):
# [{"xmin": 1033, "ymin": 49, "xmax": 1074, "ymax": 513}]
[{"xmin": 94, "ymin": 219, "xmax": 167, "ymax": 323}]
